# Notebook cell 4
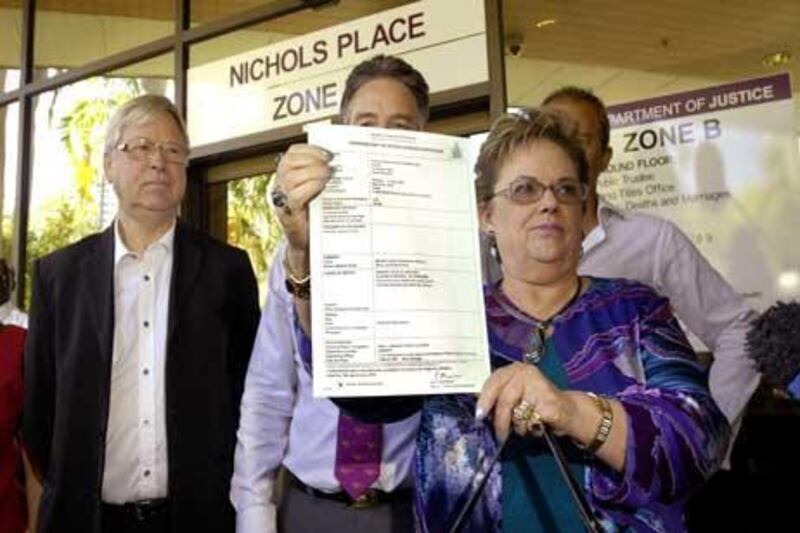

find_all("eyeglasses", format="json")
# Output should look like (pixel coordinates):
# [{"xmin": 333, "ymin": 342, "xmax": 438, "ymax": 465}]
[
  {"xmin": 490, "ymin": 176, "xmax": 588, "ymax": 205},
  {"xmin": 116, "ymin": 138, "xmax": 189, "ymax": 164}
]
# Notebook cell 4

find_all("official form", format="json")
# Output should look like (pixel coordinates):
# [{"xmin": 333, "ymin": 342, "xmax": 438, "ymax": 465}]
[{"xmin": 307, "ymin": 124, "xmax": 489, "ymax": 397}]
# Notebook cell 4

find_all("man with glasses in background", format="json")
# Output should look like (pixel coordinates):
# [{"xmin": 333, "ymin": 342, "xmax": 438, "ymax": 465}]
[{"xmin": 24, "ymin": 94, "xmax": 260, "ymax": 533}]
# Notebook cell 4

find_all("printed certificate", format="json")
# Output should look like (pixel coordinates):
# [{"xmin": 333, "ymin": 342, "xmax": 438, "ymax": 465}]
[{"xmin": 307, "ymin": 124, "xmax": 489, "ymax": 397}]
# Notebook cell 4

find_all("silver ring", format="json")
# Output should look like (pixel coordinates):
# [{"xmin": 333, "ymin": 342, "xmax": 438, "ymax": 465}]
[
  {"xmin": 271, "ymin": 188, "xmax": 292, "ymax": 215},
  {"xmin": 271, "ymin": 188, "xmax": 287, "ymax": 208}
]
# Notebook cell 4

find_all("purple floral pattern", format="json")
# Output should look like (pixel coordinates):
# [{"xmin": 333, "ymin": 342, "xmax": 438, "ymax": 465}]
[{"xmin": 415, "ymin": 278, "xmax": 730, "ymax": 532}]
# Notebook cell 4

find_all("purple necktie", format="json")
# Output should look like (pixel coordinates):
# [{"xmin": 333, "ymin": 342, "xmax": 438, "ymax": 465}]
[{"xmin": 334, "ymin": 413, "xmax": 382, "ymax": 499}]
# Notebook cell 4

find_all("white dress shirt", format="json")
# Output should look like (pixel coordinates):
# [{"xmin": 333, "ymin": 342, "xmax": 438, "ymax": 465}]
[
  {"xmin": 231, "ymin": 242, "xmax": 420, "ymax": 533},
  {"xmin": 0, "ymin": 301, "xmax": 28, "ymax": 328},
  {"xmin": 579, "ymin": 199, "xmax": 759, "ymax": 429},
  {"xmin": 102, "ymin": 221, "xmax": 175, "ymax": 504}
]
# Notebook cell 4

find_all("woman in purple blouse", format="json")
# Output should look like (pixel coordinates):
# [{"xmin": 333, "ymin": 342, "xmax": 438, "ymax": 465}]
[
  {"xmin": 409, "ymin": 108, "xmax": 730, "ymax": 532},
  {"xmin": 331, "ymin": 108, "xmax": 730, "ymax": 532}
]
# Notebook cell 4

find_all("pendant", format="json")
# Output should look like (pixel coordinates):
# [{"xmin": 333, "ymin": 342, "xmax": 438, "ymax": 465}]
[{"xmin": 523, "ymin": 326, "xmax": 546, "ymax": 364}]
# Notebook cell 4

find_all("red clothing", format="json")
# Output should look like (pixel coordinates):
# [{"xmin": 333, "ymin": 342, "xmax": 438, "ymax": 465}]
[{"xmin": 0, "ymin": 324, "xmax": 26, "ymax": 533}]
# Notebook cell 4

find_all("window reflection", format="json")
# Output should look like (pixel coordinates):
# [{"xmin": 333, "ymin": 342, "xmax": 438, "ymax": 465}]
[
  {"xmin": 226, "ymin": 173, "xmax": 283, "ymax": 303},
  {"xmin": 1, "ymin": 102, "xmax": 19, "ymax": 264}
]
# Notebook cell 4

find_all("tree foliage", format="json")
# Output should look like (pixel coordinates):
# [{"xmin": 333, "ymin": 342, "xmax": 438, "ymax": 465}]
[
  {"xmin": 23, "ymin": 78, "xmax": 142, "ymax": 306},
  {"xmin": 227, "ymin": 173, "xmax": 284, "ymax": 299}
]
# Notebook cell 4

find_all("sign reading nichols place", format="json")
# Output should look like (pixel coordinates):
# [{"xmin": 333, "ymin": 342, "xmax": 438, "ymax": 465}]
[
  {"xmin": 188, "ymin": 0, "xmax": 488, "ymax": 147},
  {"xmin": 599, "ymin": 73, "xmax": 800, "ymax": 310}
]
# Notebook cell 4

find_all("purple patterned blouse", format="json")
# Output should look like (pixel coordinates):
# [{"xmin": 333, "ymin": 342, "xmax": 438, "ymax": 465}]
[{"xmin": 415, "ymin": 277, "xmax": 730, "ymax": 532}]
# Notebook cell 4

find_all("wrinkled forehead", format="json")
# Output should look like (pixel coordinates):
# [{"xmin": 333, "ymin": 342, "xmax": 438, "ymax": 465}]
[
  {"xmin": 123, "ymin": 112, "xmax": 186, "ymax": 139},
  {"xmin": 497, "ymin": 139, "xmax": 577, "ymax": 182}
]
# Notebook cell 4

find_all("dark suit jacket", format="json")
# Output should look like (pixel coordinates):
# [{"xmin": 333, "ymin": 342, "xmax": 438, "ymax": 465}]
[{"xmin": 23, "ymin": 222, "xmax": 260, "ymax": 533}]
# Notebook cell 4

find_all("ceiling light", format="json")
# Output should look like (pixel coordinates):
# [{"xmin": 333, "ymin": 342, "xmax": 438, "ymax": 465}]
[
  {"xmin": 777, "ymin": 270, "xmax": 800, "ymax": 291},
  {"xmin": 761, "ymin": 50, "xmax": 792, "ymax": 67},
  {"xmin": 535, "ymin": 19, "xmax": 556, "ymax": 29}
]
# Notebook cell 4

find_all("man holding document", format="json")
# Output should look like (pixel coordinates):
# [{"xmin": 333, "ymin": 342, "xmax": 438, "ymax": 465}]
[
  {"xmin": 303, "ymin": 121, "xmax": 490, "ymax": 399},
  {"xmin": 231, "ymin": 55, "xmax": 432, "ymax": 533},
  {"xmin": 233, "ymin": 51, "xmax": 730, "ymax": 531}
]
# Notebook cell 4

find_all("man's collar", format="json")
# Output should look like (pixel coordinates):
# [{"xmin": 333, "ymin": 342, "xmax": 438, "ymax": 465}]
[
  {"xmin": 596, "ymin": 196, "xmax": 627, "ymax": 227},
  {"xmin": 0, "ymin": 300, "xmax": 10, "ymax": 324},
  {"xmin": 582, "ymin": 195, "xmax": 626, "ymax": 253},
  {"xmin": 114, "ymin": 218, "xmax": 177, "ymax": 265}
]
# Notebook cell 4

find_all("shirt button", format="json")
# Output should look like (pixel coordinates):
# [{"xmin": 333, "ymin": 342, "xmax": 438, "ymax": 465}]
[
  {"xmin": 144, "ymin": 469, "xmax": 151, "ymax": 477},
  {"xmin": 143, "ymin": 419, "xmax": 149, "ymax": 425},
  {"xmin": 143, "ymin": 321, "xmax": 150, "ymax": 328},
  {"xmin": 143, "ymin": 368, "xmax": 150, "ymax": 376},
  {"xmin": 144, "ymin": 274, "xmax": 151, "ymax": 282}
]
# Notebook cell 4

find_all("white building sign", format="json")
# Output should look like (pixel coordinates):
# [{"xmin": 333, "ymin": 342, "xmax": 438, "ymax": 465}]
[
  {"xmin": 188, "ymin": 0, "xmax": 488, "ymax": 147},
  {"xmin": 600, "ymin": 74, "xmax": 800, "ymax": 309}
]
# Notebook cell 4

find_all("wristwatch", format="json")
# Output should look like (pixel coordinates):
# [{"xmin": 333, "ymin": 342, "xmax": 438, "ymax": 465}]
[
  {"xmin": 285, "ymin": 274, "xmax": 311, "ymax": 299},
  {"xmin": 284, "ymin": 257, "xmax": 311, "ymax": 299}
]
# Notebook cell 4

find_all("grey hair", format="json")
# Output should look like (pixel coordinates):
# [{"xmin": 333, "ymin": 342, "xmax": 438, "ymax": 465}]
[
  {"xmin": 104, "ymin": 94, "xmax": 188, "ymax": 155},
  {"xmin": 340, "ymin": 54, "xmax": 430, "ymax": 126}
]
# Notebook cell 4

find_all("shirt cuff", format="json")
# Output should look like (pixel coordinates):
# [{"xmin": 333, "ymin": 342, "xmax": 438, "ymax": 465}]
[{"xmin": 235, "ymin": 503, "xmax": 277, "ymax": 533}]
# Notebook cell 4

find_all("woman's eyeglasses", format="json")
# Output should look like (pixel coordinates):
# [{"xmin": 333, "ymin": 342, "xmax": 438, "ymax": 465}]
[{"xmin": 490, "ymin": 176, "xmax": 588, "ymax": 205}]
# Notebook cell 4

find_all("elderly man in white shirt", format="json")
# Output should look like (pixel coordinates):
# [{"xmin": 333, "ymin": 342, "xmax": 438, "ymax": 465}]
[{"xmin": 23, "ymin": 94, "xmax": 260, "ymax": 533}]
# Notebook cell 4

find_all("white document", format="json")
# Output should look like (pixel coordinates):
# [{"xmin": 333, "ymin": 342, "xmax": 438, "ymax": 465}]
[{"xmin": 307, "ymin": 124, "xmax": 490, "ymax": 398}]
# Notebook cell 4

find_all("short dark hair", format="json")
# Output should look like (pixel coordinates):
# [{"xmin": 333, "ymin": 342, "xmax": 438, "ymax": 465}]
[
  {"xmin": 543, "ymin": 86, "xmax": 610, "ymax": 149},
  {"xmin": 475, "ymin": 108, "xmax": 589, "ymax": 203},
  {"xmin": 340, "ymin": 54, "xmax": 430, "ymax": 125}
]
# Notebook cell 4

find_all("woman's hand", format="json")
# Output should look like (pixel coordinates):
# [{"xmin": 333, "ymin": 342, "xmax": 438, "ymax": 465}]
[
  {"xmin": 476, "ymin": 362, "xmax": 627, "ymax": 471},
  {"xmin": 476, "ymin": 362, "xmax": 579, "ymax": 442},
  {"xmin": 272, "ymin": 143, "xmax": 333, "ymax": 275}
]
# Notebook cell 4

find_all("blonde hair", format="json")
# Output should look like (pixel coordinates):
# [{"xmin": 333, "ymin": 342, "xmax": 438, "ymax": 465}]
[
  {"xmin": 474, "ymin": 108, "xmax": 589, "ymax": 203},
  {"xmin": 104, "ymin": 94, "xmax": 188, "ymax": 155}
]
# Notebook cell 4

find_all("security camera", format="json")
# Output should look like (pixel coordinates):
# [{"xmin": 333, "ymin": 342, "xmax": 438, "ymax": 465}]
[{"xmin": 505, "ymin": 34, "xmax": 525, "ymax": 58}]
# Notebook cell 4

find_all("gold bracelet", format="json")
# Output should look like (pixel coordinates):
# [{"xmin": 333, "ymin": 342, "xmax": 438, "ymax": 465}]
[{"xmin": 580, "ymin": 392, "xmax": 613, "ymax": 455}]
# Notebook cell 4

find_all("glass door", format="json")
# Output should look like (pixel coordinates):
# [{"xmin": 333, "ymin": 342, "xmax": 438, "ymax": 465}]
[{"xmin": 204, "ymin": 153, "xmax": 284, "ymax": 302}]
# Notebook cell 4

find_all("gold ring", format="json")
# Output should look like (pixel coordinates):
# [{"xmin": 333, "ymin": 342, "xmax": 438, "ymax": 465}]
[
  {"xmin": 512, "ymin": 400, "xmax": 536, "ymax": 423},
  {"xmin": 512, "ymin": 400, "xmax": 542, "ymax": 433}
]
